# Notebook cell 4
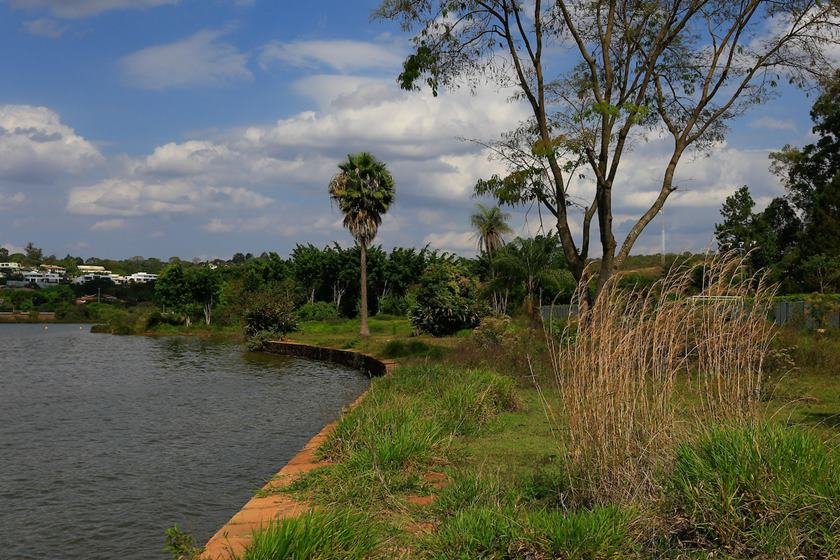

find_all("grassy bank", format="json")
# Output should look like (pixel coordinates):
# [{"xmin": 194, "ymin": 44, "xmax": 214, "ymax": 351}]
[{"xmin": 215, "ymin": 312, "xmax": 840, "ymax": 560}]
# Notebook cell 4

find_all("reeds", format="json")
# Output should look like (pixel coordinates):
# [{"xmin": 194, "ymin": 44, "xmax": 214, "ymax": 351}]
[{"xmin": 542, "ymin": 252, "xmax": 777, "ymax": 504}]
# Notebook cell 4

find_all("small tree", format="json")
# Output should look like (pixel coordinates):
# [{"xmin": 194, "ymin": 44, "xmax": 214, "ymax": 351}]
[
  {"xmin": 328, "ymin": 152, "xmax": 396, "ymax": 336},
  {"xmin": 410, "ymin": 261, "xmax": 485, "ymax": 336},
  {"xmin": 186, "ymin": 266, "xmax": 221, "ymax": 326},
  {"xmin": 155, "ymin": 262, "xmax": 192, "ymax": 325}
]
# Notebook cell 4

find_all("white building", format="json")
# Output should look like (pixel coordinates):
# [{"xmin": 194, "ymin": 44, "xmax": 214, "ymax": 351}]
[
  {"xmin": 78, "ymin": 265, "xmax": 110, "ymax": 274},
  {"xmin": 0, "ymin": 262, "xmax": 21, "ymax": 271},
  {"xmin": 73, "ymin": 272, "xmax": 113, "ymax": 285},
  {"xmin": 127, "ymin": 272, "xmax": 158, "ymax": 283},
  {"xmin": 22, "ymin": 271, "xmax": 63, "ymax": 288}
]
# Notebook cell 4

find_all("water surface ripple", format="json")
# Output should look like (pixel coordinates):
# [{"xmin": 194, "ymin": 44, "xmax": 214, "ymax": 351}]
[{"xmin": 0, "ymin": 324, "xmax": 369, "ymax": 559}]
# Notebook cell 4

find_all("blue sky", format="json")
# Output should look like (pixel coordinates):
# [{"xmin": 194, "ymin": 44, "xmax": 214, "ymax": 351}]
[{"xmin": 0, "ymin": 0, "xmax": 827, "ymax": 260}]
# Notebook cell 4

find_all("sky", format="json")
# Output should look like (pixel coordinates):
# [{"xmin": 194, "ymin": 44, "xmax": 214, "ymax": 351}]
[{"xmin": 0, "ymin": 0, "xmax": 826, "ymax": 261}]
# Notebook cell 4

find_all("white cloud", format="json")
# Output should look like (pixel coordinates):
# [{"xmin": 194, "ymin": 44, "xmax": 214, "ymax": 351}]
[
  {"xmin": 423, "ymin": 230, "xmax": 476, "ymax": 254},
  {"xmin": 202, "ymin": 219, "xmax": 234, "ymax": 233},
  {"xmin": 120, "ymin": 29, "xmax": 253, "ymax": 90},
  {"xmin": 23, "ymin": 18, "xmax": 67, "ymax": 37},
  {"xmin": 259, "ymin": 39, "xmax": 404, "ymax": 72},
  {"xmin": 90, "ymin": 218, "xmax": 127, "ymax": 231},
  {"xmin": 8, "ymin": 0, "xmax": 177, "ymax": 19},
  {"xmin": 67, "ymin": 179, "xmax": 273, "ymax": 216},
  {"xmin": 750, "ymin": 116, "xmax": 797, "ymax": 131},
  {"xmin": 0, "ymin": 192, "xmax": 27, "ymax": 209},
  {"xmin": 0, "ymin": 105, "xmax": 102, "ymax": 184}
]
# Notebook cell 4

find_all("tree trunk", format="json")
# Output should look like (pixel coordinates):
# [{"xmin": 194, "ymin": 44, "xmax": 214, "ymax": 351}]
[
  {"xmin": 203, "ymin": 297, "xmax": 212, "ymax": 325},
  {"xmin": 359, "ymin": 241, "xmax": 370, "ymax": 336}
]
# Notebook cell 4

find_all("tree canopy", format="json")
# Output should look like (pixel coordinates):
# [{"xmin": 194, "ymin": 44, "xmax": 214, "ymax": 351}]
[{"xmin": 378, "ymin": 0, "xmax": 839, "ymax": 297}]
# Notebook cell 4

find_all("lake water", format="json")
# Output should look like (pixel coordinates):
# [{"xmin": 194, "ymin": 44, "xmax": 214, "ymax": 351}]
[{"xmin": 0, "ymin": 324, "xmax": 369, "ymax": 559}]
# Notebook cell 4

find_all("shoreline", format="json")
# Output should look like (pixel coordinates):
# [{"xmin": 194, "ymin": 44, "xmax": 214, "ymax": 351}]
[{"xmin": 200, "ymin": 342, "xmax": 395, "ymax": 559}]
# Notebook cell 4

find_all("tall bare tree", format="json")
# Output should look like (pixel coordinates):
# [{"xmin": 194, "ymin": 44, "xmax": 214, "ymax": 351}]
[{"xmin": 377, "ymin": 0, "xmax": 839, "ymax": 298}]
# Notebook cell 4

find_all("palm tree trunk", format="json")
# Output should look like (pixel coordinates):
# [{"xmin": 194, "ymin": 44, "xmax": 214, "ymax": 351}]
[{"xmin": 360, "ymin": 241, "xmax": 370, "ymax": 336}]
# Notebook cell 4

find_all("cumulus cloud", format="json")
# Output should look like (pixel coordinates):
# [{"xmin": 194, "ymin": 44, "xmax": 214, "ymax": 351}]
[
  {"xmin": 8, "ymin": 0, "xmax": 177, "ymax": 19},
  {"xmin": 259, "ymin": 39, "xmax": 404, "ymax": 72},
  {"xmin": 0, "ymin": 104, "xmax": 102, "ymax": 184},
  {"xmin": 120, "ymin": 29, "xmax": 253, "ymax": 90},
  {"xmin": 67, "ymin": 179, "xmax": 273, "ymax": 216}
]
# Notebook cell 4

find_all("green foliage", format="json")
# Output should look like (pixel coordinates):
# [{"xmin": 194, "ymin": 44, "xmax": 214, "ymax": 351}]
[
  {"xmin": 242, "ymin": 509, "xmax": 379, "ymax": 560},
  {"xmin": 427, "ymin": 505, "xmax": 636, "ymax": 559},
  {"xmin": 328, "ymin": 152, "xmax": 395, "ymax": 247},
  {"xmin": 410, "ymin": 261, "xmax": 485, "ymax": 336},
  {"xmin": 380, "ymin": 339, "xmax": 446, "ymax": 359},
  {"xmin": 243, "ymin": 284, "xmax": 298, "ymax": 348},
  {"xmin": 666, "ymin": 424, "xmax": 840, "ymax": 558},
  {"xmin": 163, "ymin": 524, "xmax": 201, "ymax": 560},
  {"xmin": 289, "ymin": 365, "xmax": 516, "ymax": 509},
  {"xmin": 296, "ymin": 301, "xmax": 339, "ymax": 321},
  {"xmin": 377, "ymin": 293, "xmax": 411, "ymax": 316}
]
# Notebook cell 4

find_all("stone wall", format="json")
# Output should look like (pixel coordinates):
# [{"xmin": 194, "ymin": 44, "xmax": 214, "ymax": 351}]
[{"xmin": 263, "ymin": 340, "xmax": 396, "ymax": 377}]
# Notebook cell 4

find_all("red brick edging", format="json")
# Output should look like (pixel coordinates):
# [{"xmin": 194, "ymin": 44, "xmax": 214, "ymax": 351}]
[{"xmin": 200, "ymin": 344, "xmax": 395, "ymax": 559}]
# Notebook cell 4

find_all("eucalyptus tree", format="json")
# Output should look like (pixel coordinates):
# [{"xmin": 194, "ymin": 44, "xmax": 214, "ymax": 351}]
[
  {"xmin": 377, "ymin": 0, "xmax": 839, "ymax": 300},
  {"xmin": 329, "ymin": 152, "xmax": 396, "ymax": 336}
]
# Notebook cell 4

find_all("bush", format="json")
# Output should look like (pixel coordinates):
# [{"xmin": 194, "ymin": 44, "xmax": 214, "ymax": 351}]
[
  {"xmin": 243, "ymin": 286, "xmax": 298, "ymax": 349},
  {"xmin": 472, "ymin": 315, "xmax": 514, "ymax": 350},
  {"xmin": 378, "ymin": 293, "xmax": 411, "ymax": 316},
  {"xmin": 409, "ymin": 262, "xmax": 485, "ymax": 336},
  {"xmin": 145, "ymin": 310, "xmax": 183, "ymax": 330},
  {"xmin": 666, "ymin": 424, "xmax": 840, "ymax": 558},
  {"xmin": 380, "ymin": 339, "xmax": 446, "ymax": 359},
  {"xmin": 242, "ymin": 509, "xmax": 379, "ymax": 560},
  {"xmin": 296, "ymin": 301, "xmax": 340, "ymax": 321}
]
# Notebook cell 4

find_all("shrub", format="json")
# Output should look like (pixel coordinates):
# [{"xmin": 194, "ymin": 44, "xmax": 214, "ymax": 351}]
[
  {"xmin": 145, "ymin": 310, "xmax": 183, "ymax": 330},
  {"xmin": 666, "ymin": 424, "xmax": 840, "ymax": 558},
  {"xmin": 378, "ymin": 294, "xmax": 412, "ymax": 316},
  {"xmin": 410, "ymin": 262, "xmax": 485, "ymax": 336},
  {"xmin": 241, "ymin": 509, "xmax": 379, "ymax": 560},
  {"xmin": 296, "ymin": 301, "xmax": 340, "ymax": 321},
  {"xmin": 380, "ymin": 339, "xmax": 446, "ymax": 359},
  {"xmin": 243, "ymin": 286, "xmax": 298, "ymax": 348},
  {"xmin": 471, "ymin": 315, "xmax": 513, "ymax": 350},
  {"xmin": 163, "ymin": 525, "xmax": 201, "ymax": 560}
]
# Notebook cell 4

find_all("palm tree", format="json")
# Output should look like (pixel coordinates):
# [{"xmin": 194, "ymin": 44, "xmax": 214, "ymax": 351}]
[
  {"xmin": 471, "ymin": 204, "xmax": 513, "ymax": 313},
  {"xmin": 470, "ymin": 204, "xmax": 513, "ymax": 257},
  {"xmin": 329, "ymin": 152, "xmax": 395, "ymax": 336}
]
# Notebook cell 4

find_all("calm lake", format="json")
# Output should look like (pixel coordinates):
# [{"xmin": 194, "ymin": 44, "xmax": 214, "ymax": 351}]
[{"xmin": 0, "ymin": 324, "xmax": 369, "ymax": 559}]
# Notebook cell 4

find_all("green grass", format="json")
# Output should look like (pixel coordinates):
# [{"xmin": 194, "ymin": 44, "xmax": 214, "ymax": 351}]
[
  {"xmin": 288, "ymin": 316, "xmax": 453, "ymax": 361},
  {"xmin": 254, "ymin": 321, "xmax": 840, "ymax": 559},
  {"xmin": 665, "ymin": 423, "xmax": 840, "ymax": 559},
  {"xmin": 240, "ymin": 509, "xmax": 380, "ymax": 560},
  {"xmin": 279, "ymin": 364, "xmax": 518, "ymax": 513},
  {"xmin": 425, "ymin": 505, "xmax": 637, "ymax": 559}
]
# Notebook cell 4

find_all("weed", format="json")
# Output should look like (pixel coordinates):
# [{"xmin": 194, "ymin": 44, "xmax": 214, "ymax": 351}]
[
  {"xmin": 239, "ymin": 509, "xmax": 379, "ymax": 560},
  {"xmin": 666, "ymin": 423, "xmax": 840, "ymax": 558},
  {"xmin": 163, "ymin": 525, "xmax": 201, "ymax": 560}
]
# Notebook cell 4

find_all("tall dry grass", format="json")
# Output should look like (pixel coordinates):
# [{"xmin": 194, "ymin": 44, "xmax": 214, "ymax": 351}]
[{"xmin": 540, "ymin": 252, "xmax": 777, "ymax": 504}]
